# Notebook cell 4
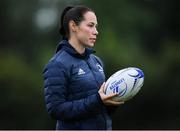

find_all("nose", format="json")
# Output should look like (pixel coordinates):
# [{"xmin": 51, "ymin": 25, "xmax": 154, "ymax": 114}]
[{"xmin": 93, "ymin": 27, "xmax": 98, "ymax": 36}]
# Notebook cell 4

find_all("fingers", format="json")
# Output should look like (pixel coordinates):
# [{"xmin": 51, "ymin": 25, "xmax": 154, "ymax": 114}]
[
  {"xmin": 104, "ymin": 92, "xmax": 119, "ymax": 100},
  {"xmin": 98, "ymin": 82, "xmax": 125, "ymax": 106},
  {"xmin": 105, "ymin": 100, "xmax": 124, "ymax": 106}
]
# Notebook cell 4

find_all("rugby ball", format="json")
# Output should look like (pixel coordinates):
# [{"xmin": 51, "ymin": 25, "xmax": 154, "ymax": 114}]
[{"xmin": 104, "ymin": 67, "xmax": 144, "ymax": 101}]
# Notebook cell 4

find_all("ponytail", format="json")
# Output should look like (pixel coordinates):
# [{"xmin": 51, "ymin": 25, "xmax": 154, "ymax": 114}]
[{"xmin": 59, "ymin": 6, "xmax": 74, "ymax": 38}]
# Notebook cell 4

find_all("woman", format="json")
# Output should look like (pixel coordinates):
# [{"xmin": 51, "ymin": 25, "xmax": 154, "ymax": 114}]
[{"xmin": 43, "ymin": 5, "xmax": 124, "ymax": 130}]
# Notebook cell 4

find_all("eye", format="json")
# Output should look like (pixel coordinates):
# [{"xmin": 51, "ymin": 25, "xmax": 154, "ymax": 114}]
[{"xmin": 88, "ymin": 24, "xmax": 94, "ymax": 27}]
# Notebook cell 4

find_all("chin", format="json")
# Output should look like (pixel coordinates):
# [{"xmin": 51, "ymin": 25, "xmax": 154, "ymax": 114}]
[{"xmin": 88, "ymin": 42, "xmax": 95, "ymax": 47}]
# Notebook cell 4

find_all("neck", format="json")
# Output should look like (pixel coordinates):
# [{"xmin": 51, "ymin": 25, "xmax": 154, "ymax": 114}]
[{"xmin": 68, "ymin": 37, "xmax": 85, "ymax": 54}]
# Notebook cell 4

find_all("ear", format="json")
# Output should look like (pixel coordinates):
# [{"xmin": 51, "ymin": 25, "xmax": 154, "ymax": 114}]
[{"xmin": 69, "ymin": 20, "xmax": 78, "ymax": 32}]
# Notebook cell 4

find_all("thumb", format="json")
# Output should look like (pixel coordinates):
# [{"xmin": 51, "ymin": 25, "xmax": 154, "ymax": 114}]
[{"xmin": 99, "ymin": 82, "xmax": 105, "ymax": 93}]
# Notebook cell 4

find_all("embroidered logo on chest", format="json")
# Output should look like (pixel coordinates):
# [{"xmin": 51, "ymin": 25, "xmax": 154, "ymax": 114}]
[
  {"xmin": 78, "ymin": 68, "xmax": 85, "ymax": 75},
  {"xmin": 96, "ymin": 63, "xmax": 103, "ymax": 72}
]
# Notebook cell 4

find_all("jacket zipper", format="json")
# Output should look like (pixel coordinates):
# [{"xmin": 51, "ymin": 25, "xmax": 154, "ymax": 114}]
[{"xmin": 84, "ymin": 58, "xmax": 107, "ymax": 129}]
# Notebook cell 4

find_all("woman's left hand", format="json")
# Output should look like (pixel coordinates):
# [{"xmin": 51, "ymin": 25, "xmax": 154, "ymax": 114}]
[{"xmin": 98, "ymin": 82, "xmax": 124, "ymax": 106}]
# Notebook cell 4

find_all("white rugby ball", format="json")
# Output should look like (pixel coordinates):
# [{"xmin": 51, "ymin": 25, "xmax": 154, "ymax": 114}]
[{"xmin": 104, "ymin": 67, "xmax": 144, "ymax": 101}]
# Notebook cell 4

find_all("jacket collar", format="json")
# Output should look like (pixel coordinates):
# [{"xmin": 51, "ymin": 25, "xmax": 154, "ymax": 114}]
[{"xmin": 56, "ymin": 39, "xmax": 95, "ymax": 59}]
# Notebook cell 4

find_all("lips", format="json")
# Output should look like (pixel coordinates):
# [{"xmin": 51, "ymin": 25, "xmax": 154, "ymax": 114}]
[{"xmin": 90, "ymin": 38, "xmax": 96, "ymax": 42}]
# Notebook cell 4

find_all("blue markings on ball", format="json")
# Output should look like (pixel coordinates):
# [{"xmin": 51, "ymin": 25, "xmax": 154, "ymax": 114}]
[
  {"xmin": 128, "ymin": 68, "xmax": 144, "ymax": 78},
  {"xmin": 128, "ymin": 68, "xmax": 144, "ymax": 92},
  {"xmin": 118, "ymin": 84, "xmax": 127, "ymax": 97},
  {"xmin": 112, "ymin": 85, "xmax": 118, "ymax": 93},
  {"xmin": 109, "ymin": 78, "xmax": 125, "ymax": 90},
  {"xmin": 109, "ymin": 78, "xmax": 127, "ymax": 97}
]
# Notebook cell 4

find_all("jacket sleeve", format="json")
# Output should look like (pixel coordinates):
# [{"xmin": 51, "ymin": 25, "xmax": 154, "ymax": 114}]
[{"xmin": 43, "ymin": 60, "xmax": 104, "ymax": 121}]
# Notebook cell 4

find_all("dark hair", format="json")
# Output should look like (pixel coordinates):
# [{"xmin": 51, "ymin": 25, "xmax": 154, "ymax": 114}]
[{"xmin": 59, "ymin": 5, "xmax": 94, "ymax": 39}]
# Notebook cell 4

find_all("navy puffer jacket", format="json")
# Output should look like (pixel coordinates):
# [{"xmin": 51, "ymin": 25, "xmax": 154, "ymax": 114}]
[{"xmin": 43, "ymin": 40, "xmax": 113, "ymax": 130}]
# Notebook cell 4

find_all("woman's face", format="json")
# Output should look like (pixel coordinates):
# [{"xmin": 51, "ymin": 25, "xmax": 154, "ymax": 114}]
[{"xmin": 74, "ymin": 11, "xmax": 98, "ymax": 47}]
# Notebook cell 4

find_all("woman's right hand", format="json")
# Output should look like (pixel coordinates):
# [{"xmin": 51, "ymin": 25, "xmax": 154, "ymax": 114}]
[{"xmin": 98, "ymin": 82, "xmax": 124, "ymax": 106}]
